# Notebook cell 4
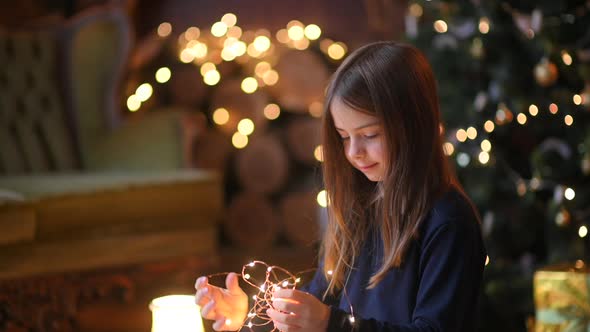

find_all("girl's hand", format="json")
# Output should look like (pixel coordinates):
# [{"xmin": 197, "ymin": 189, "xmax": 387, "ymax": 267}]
[
  {"xmin": 194, "ymin": 272, "xmax": 249, "ymax": 331},
  {"xmin": 267, "ymin": 288, "xmax": 330, "ymax": 332}
]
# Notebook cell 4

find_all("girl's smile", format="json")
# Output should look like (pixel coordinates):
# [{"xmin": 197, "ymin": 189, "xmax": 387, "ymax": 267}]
[{"xmin": 358, "ymin": 163, "xmax": 378, "ymax": 171}]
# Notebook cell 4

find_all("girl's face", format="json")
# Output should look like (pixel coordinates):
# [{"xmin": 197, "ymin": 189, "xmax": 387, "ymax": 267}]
[{"xmin": 331, "ymin": 97, "xmax": 386, "ymax": 182}]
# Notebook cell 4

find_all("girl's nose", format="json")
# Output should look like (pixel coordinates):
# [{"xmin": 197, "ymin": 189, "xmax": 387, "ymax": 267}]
[{"xmin": 347, "ymin": 139, "xmax": 364, "ymax": 159}]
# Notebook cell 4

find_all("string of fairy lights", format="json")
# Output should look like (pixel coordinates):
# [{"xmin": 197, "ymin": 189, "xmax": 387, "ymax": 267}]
[{"xmin": 206, "ymin": 261, "xmax": 355, "ymax": 331}]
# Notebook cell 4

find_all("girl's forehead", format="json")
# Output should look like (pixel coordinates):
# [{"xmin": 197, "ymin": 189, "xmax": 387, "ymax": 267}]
[{"xmin": 331, "ymin": 97, "xmax": 379, "ymax": 129}]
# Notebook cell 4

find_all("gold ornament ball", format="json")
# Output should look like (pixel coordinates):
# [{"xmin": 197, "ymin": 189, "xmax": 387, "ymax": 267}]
[{"xmin": 534, "ymin": 59, "xmax": 558, "ymax": 87}]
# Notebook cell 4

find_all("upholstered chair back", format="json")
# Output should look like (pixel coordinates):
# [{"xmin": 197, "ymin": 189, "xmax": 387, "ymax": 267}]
[
  {"xmin": 0, "ymin": 6, "xmax": 132, "ymax": 175},
  {"xmin": 0, "ymin": 26, "xmax": 79, "ymax": 174}
]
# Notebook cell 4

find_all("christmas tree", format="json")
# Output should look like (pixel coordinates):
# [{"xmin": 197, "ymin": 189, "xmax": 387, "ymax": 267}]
[{"xmin": 405, "ymin": 0, "xmax": 590, "ymax": 330}]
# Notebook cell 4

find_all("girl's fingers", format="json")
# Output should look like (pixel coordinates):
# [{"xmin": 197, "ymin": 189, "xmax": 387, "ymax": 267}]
[
  {"xmin": 273, "ymin": 320, "xmax": 301, "ymax": 332},
  {"xmin": 200, "ymin": 299, "xmax": 218, "ymax": 320},
  {"xmin": 267, "ymin": 308, "xmax": 301, "ymax": 328},
  {"xmin": 212, "ymin": 316, "xmax": 229, "ymax": 331},
  {"xmin": 195, "ymin": 276, "xmax": 208, "ymax": 289},
  {"xmin": 195, "ymin": 287, "xmax": 211, "ymax": 306},
  {"xmin": 273, "ymin": 289, "xmax": 309, "ymax": 303},
  {"xmin": 271, "ymin": 297, "xmax": 299, "ymax": 314}
]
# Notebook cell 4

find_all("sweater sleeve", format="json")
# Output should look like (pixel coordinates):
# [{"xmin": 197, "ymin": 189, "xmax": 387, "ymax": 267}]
[{"xmin": 326, "ymin": 219, "xmax": 485, "ymax": 332}]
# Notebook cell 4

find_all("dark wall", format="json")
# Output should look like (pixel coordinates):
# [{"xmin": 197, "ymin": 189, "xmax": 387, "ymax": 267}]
[{"xmin": 134, "ymin": 0, "xmax": 406, "ymax": 47}]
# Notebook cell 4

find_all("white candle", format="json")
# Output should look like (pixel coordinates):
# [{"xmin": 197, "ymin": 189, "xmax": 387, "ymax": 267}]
[{"xmin": 150, "ymin": 295, "xmax": 205, "ymax": 332}]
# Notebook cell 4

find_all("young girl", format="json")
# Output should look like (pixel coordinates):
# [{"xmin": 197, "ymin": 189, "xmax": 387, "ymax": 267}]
[{"xmin": 195, "ymin": 41, "xmax": 486, "ymax": 332}]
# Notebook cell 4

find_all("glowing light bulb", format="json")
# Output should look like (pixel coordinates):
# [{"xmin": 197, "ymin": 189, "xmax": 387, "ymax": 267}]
[
  {"xmin": 276, "ymin": 29, "xmax": 289, "ymax": 43},
  {"xmin": 409, "ymin": 3, "xmax": 423, "ymax": 17},
  {"xmin": 434, "ymin": 20, "xmax": 448, "ymax": 33},
  {"xmin": 457, "ymin": 153, "xmax": 470, "ymax": 167},
  {"xmin": 287, "ymin": 25, "xmax": 305, "ymax": 41},
  {"xmin": 565, "ymin": 188, "xmax": 575, "ymax": 200},
  {"xmin": 466, "ymin": 127, "xmax": 477, "ymax": 140},
  {"xmin": 549, "ymin": 103, "xmax": 558, "ymax": 114},
  {"xmin": 241, "ymin": 77, "xmax": 258, "ymax": 93},
  {"xmin": 255, "ymin": 62, "xmax": 272, "ymax": 77},
  {"xmin": 561, "ymin": 51, "xmax": 573, "ymax": 66},
  {"xmin": 157, "ymin": 22, "xmax": 172, "ymax": 37},
  {"xmin": 443, "ymin": 142, "xmax": 454, "ymax": 156},
  {"xmin": 200, "ymin": 62, "xmax": 216, "ymax": 76},
  {"xmin": 456, "ymin": 129, "xmax": 467, "ymax": 142},
  {"xmin": 529, "ymin": 104, "xmax": 539, "ymax": 116},
  {"xmin": 136, "ymin": 83, "xmax": 153, "ymax": 102},
  {"xmin": 179, "ymin": 49, "xmax": 195, "ymax": 63},
  {"xmin": 244, "ymin": 273, "xmax": 251, "ymax": 280},
  {"xmin": 211, "ymin": 22, "xmax": 228, "ymax": 37},
  {"xmin": 564, "ymin": 115, "xmax": 573, "ymax": 126},
  {"xmin": 261, "ymin": 70, "xmax": 278, "ymax": 86},
  {"xmin": 573, "ymin": 94, "xmax": 582, "ymax": 105},
  {"xmin": 185, "ymin": 27, "xmax": 200, "ymax": 40},
  {"xmin": 155, "ymin": 67, "xmax": 171, "ymax": 83},
  {"xmin": 485, "ymin": 255, "xmax": 490, "ymax": 266},
  {"xmin": 238, "ymin": 118, "xmax": 255, "ymax": 135},
  {"xmin": 579, "ymin": 226, "xmax": 588, "ymax": 238},
  {"xmin": 191, "ymin": 42, "xmax": 208, "ymax": 59},
  {"xmin": 479, "ymin": 17, "xmax": 490, "ymax": 34},
  {"xmin": 226, "ymin": 39, "xmax": 247, "ymax": 57},
  {"xmin": 304, "ymin": 24, "xmax": 321, "ymax": 40},
  {"xmin": 484, "ymin": 120, "xmax": 495, "ymax": 133},
  {"xmin": 227, "ymin": 26, "xmax": 242, "ymax": 39},
  {"xmin": 232, "ymin": 132, "xmax": 248, "ymax": 149},
  {"xmin": 481, "ymin": 139, "xmax": 491, "ymax": 152},
  {"xmin": 213, "ymin": 108, "xmax": 230, "ymax": 125},
  {"xmin": 221, "ymin": 13, "xmax": 237, "ymax": 27},
  {"xmin": 517, "ymin": 113, "xmax": 527, "ymax": 125},
  {"xmin": 317, "ymin": 190, "xmax": 328, "ymax": 207},
  {"xmin": 478, "ymin": 151, "xmax": 490, "ymax": 164},
  {"xmin": 314, "ymin": 145, "xmax": 323, "ymax": 162},
  {"xmin": 264, "ymin": 104, "xmax": 281, "ymax": 120},
  {"xmin": 127, "ymin": 95, "xmax": 141, "ymax": 112},
  {"xmin": 253, "ymin": 36, "xmax": 271, "ymax": 52},
  {"xmin": 203, "ymin": 70, "xmax": 221, "ymax": 86},
  {"xmin": 327, "ymin": 42, "xmax": 346, "ymax": 60}
]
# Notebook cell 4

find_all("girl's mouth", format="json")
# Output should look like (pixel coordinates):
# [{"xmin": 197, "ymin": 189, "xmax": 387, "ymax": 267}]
[{"xmin": 358, "ymin": 163, "xmax": 377, "ymax": 171}]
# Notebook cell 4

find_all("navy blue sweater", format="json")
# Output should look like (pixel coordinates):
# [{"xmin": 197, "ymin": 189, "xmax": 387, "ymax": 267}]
[{"xmin": 302, "ymin": 190, "xmax": 486, "ymax": 331}]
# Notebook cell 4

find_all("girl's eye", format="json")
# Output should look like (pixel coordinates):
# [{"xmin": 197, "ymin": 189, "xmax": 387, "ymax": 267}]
[
  {"xmin": 340, "ymin": 136, "xmax": 350, "ymax": 141},
  {"xmin": 364, "ymin": 133, "xmax": 379, "ymax": 139}
]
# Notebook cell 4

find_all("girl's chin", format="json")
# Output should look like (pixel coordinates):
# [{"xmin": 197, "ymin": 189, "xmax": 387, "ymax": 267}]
[{"xmin": 363, "ymin": 171, "xmax": 383, "ymax": 182}]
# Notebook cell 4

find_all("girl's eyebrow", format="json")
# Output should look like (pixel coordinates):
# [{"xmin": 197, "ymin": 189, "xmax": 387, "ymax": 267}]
[{"xmin": 335, "ymin": 122, "xmax": 381, "ymax": 131}]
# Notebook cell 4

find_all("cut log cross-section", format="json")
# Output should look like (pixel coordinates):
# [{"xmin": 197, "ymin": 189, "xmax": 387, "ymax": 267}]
[
  {"xmin": 235, "ymin": 134, "xmax": 289, "ymax": 194},
  {"xmin": 225, "ymin": 193, "xmax": 278, "ymax": 249}
]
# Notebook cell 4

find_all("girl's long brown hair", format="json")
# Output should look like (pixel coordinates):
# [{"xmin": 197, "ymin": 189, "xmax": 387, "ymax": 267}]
[{"xmin": 321, "ymin": 41, "xmax": 470, "ymax": 295}]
